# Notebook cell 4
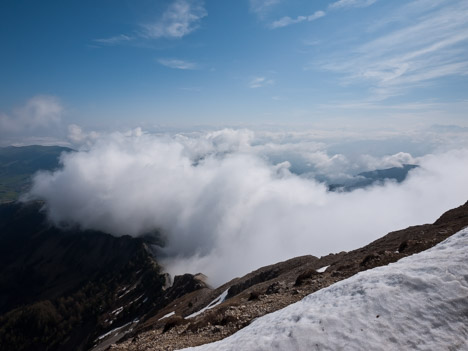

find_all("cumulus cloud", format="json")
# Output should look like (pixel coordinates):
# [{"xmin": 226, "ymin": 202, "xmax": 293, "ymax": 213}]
[
  {"xmin": 67, "ymin": 124, "xmax": 101, "ymax": 146},
  {"xmin": 25, "ymin": 129, "xmax": 468, "ymax": 286}
]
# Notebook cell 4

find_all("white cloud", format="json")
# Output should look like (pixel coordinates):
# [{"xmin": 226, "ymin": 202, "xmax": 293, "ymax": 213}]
[
  {"xmin": 271, "ymin": 11, "xmax": 325, "ymax": 29},
  {"xmin": 250, "ymin": 0, "xmax": 281, "ymax": 18},
  {"xmin": 0, "ymin": 95, "xmax": 63, "ymax": 141},
  {"xmin": 93, "ymin": 34, "xmax": 133, "ymax": 45},
  {"xmin": 321, "ymin": 0, "xmax": 468, "ymax": 99},
  {"xmin": 25, "ymin": 128, "xmax": 468, "ymax": 285},
  {"xmin": 329, "ymin": 0, "xmax": 377, "ymax": 9},
  {"xmin": 67, "ymin": 124, "xmax": 100, "ymax": 146},
  {"xmin": 249, "ymin": 76, "xmax": 275, "ymax": 88},
  {"xmin": 142, "ymin": 0, "xmax": 207, "ymax": 39},
  {"xmin": 158, "ymin": 58, "xmax": 198, "ymax": 70}
]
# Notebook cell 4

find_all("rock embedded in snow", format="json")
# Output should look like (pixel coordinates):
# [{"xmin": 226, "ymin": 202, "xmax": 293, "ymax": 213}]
[{"xmin": 180, "ymin": 228, "xmax": 468, "ymax": 351}]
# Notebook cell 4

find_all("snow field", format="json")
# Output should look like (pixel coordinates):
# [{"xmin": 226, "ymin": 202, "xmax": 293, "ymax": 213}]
[{"xmin": 180, "ymin": 228, "xmax": 468, "ymax": 351}]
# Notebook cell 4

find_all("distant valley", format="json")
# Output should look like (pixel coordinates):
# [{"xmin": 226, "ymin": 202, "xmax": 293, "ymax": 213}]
[{"xmin": 0, "ymin": 146, "xmax": 73, "ymax": 203}]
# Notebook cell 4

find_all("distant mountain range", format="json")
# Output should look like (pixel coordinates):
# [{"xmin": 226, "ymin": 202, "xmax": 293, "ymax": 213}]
[
  {"xmin": 0, "ymin": 145, "xmax": 73, "ymax": 203},
  {"xmin": 328, "ymin": 164, "xmax": 418, "ymax": 192}
]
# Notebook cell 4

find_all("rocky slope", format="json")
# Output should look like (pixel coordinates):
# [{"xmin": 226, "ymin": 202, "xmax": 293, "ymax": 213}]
[
  {"xmin": 1, "ymin": 200, "xmax": 467, "ymax": 351},
  {"xmin": 106, "ymin": 200, "xmax": 468, "ymax": 351},
  {"xmin": 0, "ymin": 202, "xmax": 207, "ymax": 351}
]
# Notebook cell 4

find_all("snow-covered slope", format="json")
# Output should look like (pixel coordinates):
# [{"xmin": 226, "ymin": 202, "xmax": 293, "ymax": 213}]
[{"xmin": 181, "ymin": 228, "xmax": 468, "ymax": 351}]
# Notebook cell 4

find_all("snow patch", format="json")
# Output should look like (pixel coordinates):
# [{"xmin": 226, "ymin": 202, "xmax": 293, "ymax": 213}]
[
  {"xmin": 186, "ymin": 289, "xmax": 229, "ymax": 319},
  {"xmin": 158, "ymin": 311, "xmax": 175, "ymax": 321},
  {"xmin": 316, "ymin": 265, "xmax": 329, "ymax": 273},
  {"xmin": 180, "ymin": 228, "xmax": 468, "ymax": 350},
  {"xmin": 111, "ymin": 307, "xmax": 123, "ymax": 315}
]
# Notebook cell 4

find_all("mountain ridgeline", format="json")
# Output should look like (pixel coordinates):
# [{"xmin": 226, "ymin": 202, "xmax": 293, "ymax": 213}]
[
  {"xmin": 328, "ymin": 164, "xmax": 418, "ymax": 192},
  {"xmin": 1, "ymin": 199, "xmax": 467, "ymax": 351}
]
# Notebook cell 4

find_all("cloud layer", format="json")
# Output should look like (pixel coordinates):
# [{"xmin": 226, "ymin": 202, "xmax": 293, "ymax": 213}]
[{"xmin": 26, "ymin": 129, "xmax": 468, "ymax": 285}]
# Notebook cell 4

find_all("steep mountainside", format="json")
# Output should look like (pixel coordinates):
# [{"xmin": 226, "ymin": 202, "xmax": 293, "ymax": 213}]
[
  {"xmin": 107, "ymin": 200, "xmax": 468, "ymax": 351},
  {"xmin": 0, "ymin": 202, "xmax": 207, "ymax": 351},
  {"xmin": 183, "ymin": 228, "xmax": 468, "ymax": 350},
  {"xmin": 1, "ymin": 199, "xmax": 467, "ymax": 351}
]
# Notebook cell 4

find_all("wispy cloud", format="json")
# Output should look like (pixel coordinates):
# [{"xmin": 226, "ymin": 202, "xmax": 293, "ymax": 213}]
[
  {"xmin": 94, "ymin": 0, "xmax": 207, "ymax": 45},
  {"xmin": 271, "ymin": 11, "xmax": 325, "ymax": 29},
  {"xmin": 158, "ymin": 58, "xmax": 198, "ymax": 70},
  {"xmin": 250, "ymin": 0, "xmax": 281, "ymax": 19},
  {"xmin": 329, "ymin": 0, "xmax": 377, "ymax": 9},
  {"xmin": 93, "ymin": 34, "xmax": 134, "ymax": 46},
  {"xmin": 321, "ymin": 0, "xmax": 468, "ymax": 99},
  {"xmin": 142, "ymin": 0, "xmax": 207, "ymax": 39},
  {"xmin": 249, "ymin": 76, "xmax": 275, "ymax": 88}
]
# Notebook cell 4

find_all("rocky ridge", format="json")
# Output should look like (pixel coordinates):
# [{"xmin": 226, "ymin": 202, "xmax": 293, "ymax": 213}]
[{"xmin": 104, "ymin": 200, "xmax": 468, "ymax": 351}]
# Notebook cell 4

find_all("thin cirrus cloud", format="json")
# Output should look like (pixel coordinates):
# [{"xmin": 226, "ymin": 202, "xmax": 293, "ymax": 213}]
[
  {"xmin": 158, "ymin": 58, "xmax": 198, "ymax": 70},
  {"xmin": 249, "ymin": 76, "xmax": 275, "ymax": 88},
  {"xmin": 270, "ymin": 11, "xmax": 325, "ymax": 29},
  {"xmin": 93, "ymin": 34, "xmax": 134, "ymax": 45},
  {"xmin": 94, "ymin": 0, "xmax": 207, "ymax": 45},
  {"xmin": 142, "ymin": 0, "xmax": 207, "ymax": 39},
  {"xmin": 270, "ymin": 0, "xmax": 375, "ymax": 29},
  {"xmin": 320, "ymin": 0, "xmax": 468, "ymax": 99},
  {"xmin": 249, "ymin": 0, "xmax": 281, "ymax": 18},
  {"xmin": 329, "ymin": 0, "xmax": 377, "ymax": 9}
]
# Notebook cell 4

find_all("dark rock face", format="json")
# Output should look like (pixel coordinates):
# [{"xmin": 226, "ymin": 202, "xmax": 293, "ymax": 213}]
[
  {"xmin": 170, "ymin": 274, "xmax": 210, "ymax": 300},
  {"xmin": 0, "ymin": 202, "xmax": 167, "ymax": 351}
]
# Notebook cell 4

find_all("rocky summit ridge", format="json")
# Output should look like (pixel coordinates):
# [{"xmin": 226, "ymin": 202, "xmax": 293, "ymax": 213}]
[{"xmin": 100, "ymin": 200, "xmax": 468, "ymax": 351}]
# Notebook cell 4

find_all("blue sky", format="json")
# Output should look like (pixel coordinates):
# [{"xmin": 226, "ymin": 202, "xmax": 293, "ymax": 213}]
[{"xmin": 1, "ymin": 0, "xmax": 468, "ymax": 131}]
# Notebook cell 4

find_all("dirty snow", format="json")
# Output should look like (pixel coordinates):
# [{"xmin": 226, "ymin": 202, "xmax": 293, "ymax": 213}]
[
  {"xmin": 180, "ymin": 228, "xmax": 468, "ymax": 350},
  {"xmin": 186, "ymin": 289, "xmax": 229, "ymax": 319}
]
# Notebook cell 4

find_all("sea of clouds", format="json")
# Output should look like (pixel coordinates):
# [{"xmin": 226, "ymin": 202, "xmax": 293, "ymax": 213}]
[{"xmin": 26, "ymin": 128, "xmax": 468, "ymax": 285}]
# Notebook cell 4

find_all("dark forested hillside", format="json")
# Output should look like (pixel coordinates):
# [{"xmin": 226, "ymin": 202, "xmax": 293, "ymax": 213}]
[
  {"xmin": 0, "ymin": 145, "xmax": 73, "ymax": 203},
  {"xmin": 0, "ymin": 202, "xmax": 167, "ymax": 351}
]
